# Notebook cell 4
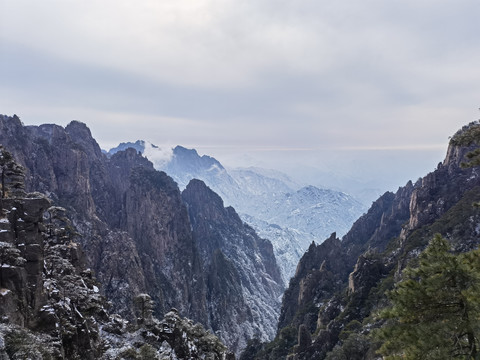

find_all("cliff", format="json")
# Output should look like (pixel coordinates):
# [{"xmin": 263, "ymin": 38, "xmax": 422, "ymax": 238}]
[
  {"xmin": 183, "ymin": 179, "xmax": 284, "ymax": 351},
  {"xmin": 249, "ymin": 121, "xmax": 480, "ymax": 359},
  {"xmin": 0, "ymin": 144, "xmax": 234, "ymax": 359},
  {"xmin": 0, "ymin": 114, "xmax": 282, "ymax": 354}
]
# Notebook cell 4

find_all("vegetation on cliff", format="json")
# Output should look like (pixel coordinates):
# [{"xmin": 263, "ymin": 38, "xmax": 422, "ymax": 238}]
[{"xmin": 245, "ymin": 121, "xmax": 480, "ymax": 360}]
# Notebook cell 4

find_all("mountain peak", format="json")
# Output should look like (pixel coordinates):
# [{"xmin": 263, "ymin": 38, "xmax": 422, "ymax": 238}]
[
  {"xmin": 183, "ymin": 179, "xmax": 226, "ymax": 220},
  {"xmin": 172, "ymin": 145, "xmax": 225, "ymax": 170},
  {"xmin": 108, "ymin": 140, "xmax": 146, "ymax": 155},
  {"xmin": 173, "ymin": 145, "xmax": 199, "ymax": 156}
]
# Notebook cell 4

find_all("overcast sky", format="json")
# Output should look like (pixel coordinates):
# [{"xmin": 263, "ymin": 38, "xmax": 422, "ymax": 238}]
[{"xmin": 1, "ymin": 0, "xmax": 479, "ymax": 199}]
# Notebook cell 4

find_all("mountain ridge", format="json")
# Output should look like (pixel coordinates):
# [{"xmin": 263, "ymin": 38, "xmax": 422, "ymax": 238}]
[
  {"xmin": 0, "ymin": 114, "xmax": 283, "ymax": 354},
  {"xmin": 108, "ymin": 140, "xmax": 366, "ymax": 282},
  {"xmin": 247, "ymin": 120, "xmax": 480, "ymax": 359}
]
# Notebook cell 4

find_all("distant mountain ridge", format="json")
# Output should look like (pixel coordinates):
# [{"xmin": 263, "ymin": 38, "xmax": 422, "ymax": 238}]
[{"xmin": 108, "ymin": 141, "xmax": 366, "ymax": 282}]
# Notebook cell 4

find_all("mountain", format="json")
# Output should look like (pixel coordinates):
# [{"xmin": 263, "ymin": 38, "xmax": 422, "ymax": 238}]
[
  {"xmin": 0, "ymin": 144, "xmax": 235, "ymax": 359},
  {"xmin": 0, "ymin": 114, "xmax": 283, "ymax": 354},
  {"xmin": 109, "ymin": 143, "xmax": 236, "ymax": 192},
  {"xmin": 182, "ymin": 179, "xmax": 283, "ymax": 351},
  {"xmin": 108, "ymin": 142, "xmax": 366, "ymax": 283},
  {"xmin": 247, "ymin": 121, "xmax": 480, "ymax": 359}
]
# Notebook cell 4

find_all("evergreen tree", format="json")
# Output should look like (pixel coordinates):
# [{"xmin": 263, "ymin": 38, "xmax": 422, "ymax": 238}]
[{"xmin": 376, "ymin": 234, "xmax": 480, "ymax": 359}]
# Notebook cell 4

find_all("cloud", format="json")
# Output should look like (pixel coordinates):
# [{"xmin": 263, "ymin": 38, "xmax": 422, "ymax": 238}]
[
  {"xmin": 142, "ymin": 141, "xmax": 174, "ymax": 170},
  {"xmin": 4, "ymin": 0, "xmax": 476, "ymax": 89},
  {"xmin": 1, "ymin": 0, "xmax": 479, "ymax": 179}
]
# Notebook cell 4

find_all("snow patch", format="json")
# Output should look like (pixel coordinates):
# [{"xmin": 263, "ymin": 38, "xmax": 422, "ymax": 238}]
[{"xmin": 0, "ymin": 288, "xmax": 11, "ymax": 296}]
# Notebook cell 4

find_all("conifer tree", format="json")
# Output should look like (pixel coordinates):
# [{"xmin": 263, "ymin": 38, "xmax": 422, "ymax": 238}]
[{"xmin": 376, "ymin": 234, "xmax": 480, "ymax": 359}]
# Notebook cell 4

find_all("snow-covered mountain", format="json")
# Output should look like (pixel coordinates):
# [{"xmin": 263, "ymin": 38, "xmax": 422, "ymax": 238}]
[{"xmin": 108, "ymin": 141, "xmax": 366, "ymax": 282}]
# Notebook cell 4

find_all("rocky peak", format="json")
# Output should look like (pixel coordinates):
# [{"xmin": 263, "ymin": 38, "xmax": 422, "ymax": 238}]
[
  {"xmin": 278, "ymin": 232, "xmax": 347, "ymax": 333},
  {"xmin": 108, "ymin": 147, "xmax": 154, "ymax": 180},
  {"xmin": 29, "ymin": 123, "xmax": 65, "ymax": 144},
  {"xmin": 65, "ymin": 120, "xmax": 104, "ymax": 160},
  {"xmin": 173, "ymin": 146, "xmax": 224, "ymax": 170},
  {"xmin": 162, "ymin": 146, "xmax": 231, "ymax": 190},
  {"xmin": 293, "ymin": 233, "xmax": 342, "ymax": 278},
  {"xmin": 183, "ymin": 179, "xmax": 237, "ymax": 227},
  {"xmin": 107, "ymin": 140, "xmax": 147, "ymax": 156},
  {"xmin": 0, "ymin": 115, "xmax": 24, "ymax": 143},
  {"xmin": 444, "ymin": 121, "xmax": 480, "ymax": 168},
  {"xmin": 401, "ymin": 131, "xmax": 479, "ymax": 243}
]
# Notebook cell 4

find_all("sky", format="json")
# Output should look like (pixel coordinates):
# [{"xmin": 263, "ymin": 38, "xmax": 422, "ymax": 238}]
[{"xmin": 1, "ymin": 0, "xmax": 479, "ymax": 202}]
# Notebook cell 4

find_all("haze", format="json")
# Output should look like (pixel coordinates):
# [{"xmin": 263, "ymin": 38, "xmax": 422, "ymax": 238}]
[{"xmin": 1, "ymin": 0, "xmax": 479, "ymax": 202}]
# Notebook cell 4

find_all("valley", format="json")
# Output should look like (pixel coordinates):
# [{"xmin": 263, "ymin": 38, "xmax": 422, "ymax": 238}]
[{"xmin": 0, "ymin": 115, "xmax": 479, "ymax": 359}]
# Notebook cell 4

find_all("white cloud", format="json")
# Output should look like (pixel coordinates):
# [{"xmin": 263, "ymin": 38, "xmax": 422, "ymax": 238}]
[
  {"xmin": 142, "ymin": 141, "xmax": 174, "ymax": 170},
  {"xmin": 2, "ymin": 0, "xmax": 479, "ymax": 92}
]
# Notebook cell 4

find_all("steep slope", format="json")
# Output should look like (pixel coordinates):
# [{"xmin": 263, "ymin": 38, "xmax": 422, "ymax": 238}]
[
  {"xmin": 249, "ymin": 121, "xmax": 480, "ymax": 359},
  {"xmin": 239, "ymin": 214, "xmax": 307, "ymax": 287},
  {"xmin": 182, "ymin": 179, "xmax": 284, "ymax": 351},
  {"xmin": 0, "ymin": 114, "xmax": 281, "ymax": 354}
]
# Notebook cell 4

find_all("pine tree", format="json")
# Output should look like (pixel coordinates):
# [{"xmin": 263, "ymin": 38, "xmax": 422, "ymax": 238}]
[{"xmin": 376, "ymin": 234, "xmax": 480, "ymax": 359}]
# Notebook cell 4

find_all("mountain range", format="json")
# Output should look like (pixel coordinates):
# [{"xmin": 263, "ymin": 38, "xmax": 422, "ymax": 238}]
[
  {"xmin": 0, "ymin": 115, "xmax": 283, "ymax": 355},
  {"xmin": 108, "ymin": 141, "xmax": 366, "ymax": 283},
  {"xmin": 1, "ymin": 114, "xmax": 479, "ymax": 359},
  {"xmin": 245, "ymin": 121, "xmax": 480, "ymax": 359}
]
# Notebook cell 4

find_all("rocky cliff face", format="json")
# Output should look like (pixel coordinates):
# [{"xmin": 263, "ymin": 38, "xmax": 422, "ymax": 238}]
[
  {"xmin": 0, "ymin": 149, "xmax": 51, "ymax": 329},
  {"xmin": 274, "ymin": 181, "xmax": 414, "ymax": 346},
  {"xmin": 183, "ymin": 179, "xmax": 284, "ymax": 351},
  {"xmin": 0, "ymin": 114, "xmax": 282, "ymax": 354},
  {"xmin": 250, "ymin": 121, "xmax": 480, "ymax": 359},
  {"xmin": 0, "ymin": 145, "xmax": 234, "ymax": 359},
  {"xmin": 0, "ymin": 118, "xmax": 201, "ymax": 324}
]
